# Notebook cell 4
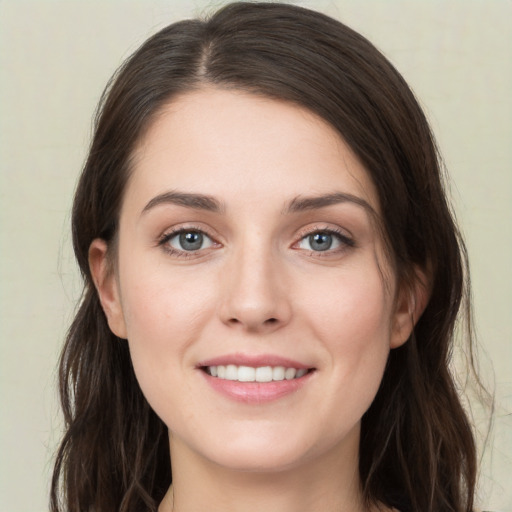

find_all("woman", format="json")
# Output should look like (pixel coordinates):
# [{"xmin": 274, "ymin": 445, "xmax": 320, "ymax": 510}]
[{"xmin": 51, "ymin": 2, "xmax": 479, "ymax": 511}]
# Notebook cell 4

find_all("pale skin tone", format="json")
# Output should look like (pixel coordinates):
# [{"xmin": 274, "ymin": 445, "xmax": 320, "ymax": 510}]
[{"xmin": 90, "ymin": 88, "xmax": 427, "ymax": 512}]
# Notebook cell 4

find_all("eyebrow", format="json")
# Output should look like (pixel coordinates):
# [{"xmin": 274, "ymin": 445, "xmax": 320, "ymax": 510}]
[
  {"xmin": 141, "ymin": 191, "xmax": 224, "ymax": 215},
  {"xmin": 285, "ymin": 192, "xmax": 375, "ymax": 215},
  {"xmin": 141, "ymin": 190, "xmax": 375, "ymax": 217}
]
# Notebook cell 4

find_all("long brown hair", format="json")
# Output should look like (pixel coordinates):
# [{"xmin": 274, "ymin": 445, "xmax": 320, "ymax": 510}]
[{"xmin": 51, "ymin": 3, "xmax": 478, "ymax": 511}]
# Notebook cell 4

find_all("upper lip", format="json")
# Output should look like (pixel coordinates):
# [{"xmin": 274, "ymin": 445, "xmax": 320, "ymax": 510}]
[{"xmin": 196, "ymin": 353, "xmax": 313, "ymax": 369}]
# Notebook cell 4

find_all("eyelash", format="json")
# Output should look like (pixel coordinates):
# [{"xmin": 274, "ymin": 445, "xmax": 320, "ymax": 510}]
[
  {"xmin": 293, "ymin": 226, "xmax": 355, "ymax": 257},
  {"xmin": 158, "ymin": 225, "xmax": 217, "ymax": 258},
  {"xmin": 157, "ymin": 225, "xmax": 355, "ymax": 258}
]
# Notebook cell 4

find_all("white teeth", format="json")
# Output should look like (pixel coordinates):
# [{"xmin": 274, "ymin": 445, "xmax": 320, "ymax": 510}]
[
  {"xmin": 255, "ymin": 366, "xmax": 273, "ymax": 382},
  {"xmin": 225, "ymin": 364, "xmax": 238, "ymax": 380},
  {"xmin": 272, "ymin": 366, "xmax": 285, "ymax": 381},
  {"xmin": 237, "ymin": 366, "xmax": 256, "ymax": 382},
  {"xmin": 285, "ymin": 368, "xmax": 296, "ymax": 380},
  {"xmin": 206, "ymin": 364, "xmax": 309, "ymax": 382}
]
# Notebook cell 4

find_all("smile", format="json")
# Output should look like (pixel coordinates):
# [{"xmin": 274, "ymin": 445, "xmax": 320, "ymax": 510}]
[{"xmin": 205, "ymin": 365, "xmax": 310, "ymax": 382}]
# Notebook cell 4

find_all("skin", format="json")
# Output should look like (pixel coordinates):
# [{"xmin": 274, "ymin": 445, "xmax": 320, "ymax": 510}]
[{"xmin": 90, "ymin": 88, "xmax": 424, "ymax": 512}]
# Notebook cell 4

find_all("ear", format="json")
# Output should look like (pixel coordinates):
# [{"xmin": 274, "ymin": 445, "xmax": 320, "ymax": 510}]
[
  {"xmin": 390, "ymin": 267, "xmax": 430, "ymax": 349},
  {"xmin": 88, "ymin": 238, "xmax": 127, "ymax": 339}
]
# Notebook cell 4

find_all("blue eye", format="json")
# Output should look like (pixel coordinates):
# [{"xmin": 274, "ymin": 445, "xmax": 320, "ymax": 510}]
[
  {"xmin": 165, "ymin": 230, "xmax": 214, "ymax": 252},
  {"xmin": 297, "ymin": 230, "xmax": 351, "ymax": 252},
  {"xmin": 308, "ymin": 232, "xmax": 334, "ymax": 251}
]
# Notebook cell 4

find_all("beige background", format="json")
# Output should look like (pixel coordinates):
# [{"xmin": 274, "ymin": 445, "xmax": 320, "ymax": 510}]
[{"xmin": 0, "ymin": 1, "xmax": 510, "ymax": 510}]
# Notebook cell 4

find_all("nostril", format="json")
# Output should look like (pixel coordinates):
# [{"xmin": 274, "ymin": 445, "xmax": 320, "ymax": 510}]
[{"xmin": 224, "ymin": 316, "xmax": 281, "ymax": 329}]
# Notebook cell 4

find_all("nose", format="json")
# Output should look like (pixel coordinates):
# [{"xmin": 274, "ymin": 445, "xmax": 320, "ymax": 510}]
[{"xmin": 218, "ymin": 244, "xmax": 292, "ymax": 333}]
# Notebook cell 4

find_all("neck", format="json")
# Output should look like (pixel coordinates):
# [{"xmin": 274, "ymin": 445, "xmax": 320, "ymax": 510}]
[{"xmin": 159, "ymin": 428, "xmax": 374, "ymax": 512}]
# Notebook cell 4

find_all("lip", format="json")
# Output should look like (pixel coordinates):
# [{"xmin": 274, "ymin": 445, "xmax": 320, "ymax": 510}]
[
  {"xmin": 196, "ymin": 353, "xmax": 311, "ymax": 369},
  {"xmin": 196, "ymin": 353, "xmax": 315, "ymax": 404}
]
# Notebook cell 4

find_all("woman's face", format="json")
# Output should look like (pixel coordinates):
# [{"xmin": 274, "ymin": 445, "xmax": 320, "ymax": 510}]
[{"xmin": 92, "ymin": 88, "xmax": 414, "ymax": 474}]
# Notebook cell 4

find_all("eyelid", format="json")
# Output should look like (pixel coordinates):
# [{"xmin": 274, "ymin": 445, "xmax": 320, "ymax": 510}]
[
  {"xmin": 292, "ymin": 224, "xmax": 355, "ymax": 253},
  {"xmin": 157, "ymin": 224, "xmax": 221, "ymax": 257},
  {"xmin": 156, "ymin": 223, "xmax": 354, "ymax": 258}
]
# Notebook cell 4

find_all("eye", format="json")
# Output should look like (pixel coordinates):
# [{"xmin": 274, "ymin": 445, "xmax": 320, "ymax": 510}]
[
  {"xmin": 296, "ymin": 230, "xmax": 353, "ymax": 252},
  {"xmin": 162, "ymin": 229, "xmax": 214, "ymax": 252}
]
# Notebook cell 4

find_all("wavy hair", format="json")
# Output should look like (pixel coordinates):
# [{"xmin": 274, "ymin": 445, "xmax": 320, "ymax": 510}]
[{"xmin": 51, "ymin": 3, "xmax": 478, "ymax": 511}]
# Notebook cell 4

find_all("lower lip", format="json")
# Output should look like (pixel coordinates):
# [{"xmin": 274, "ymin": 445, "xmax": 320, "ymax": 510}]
[{"xmin": 201, "ymin": 371, "xmax": 313, "ymax": 404}]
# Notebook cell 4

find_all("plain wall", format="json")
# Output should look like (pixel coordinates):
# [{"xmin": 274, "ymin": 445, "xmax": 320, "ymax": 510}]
[{"xmin": 0, "ymin": 1, "xmax": 510, "ymax": 510}]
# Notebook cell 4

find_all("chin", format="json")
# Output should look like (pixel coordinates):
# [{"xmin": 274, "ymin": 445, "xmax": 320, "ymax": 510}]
[
  {"xmin": 183, "ymin": 422, "xmax": 358, "ymax": 475},
  {"xmin": 207, "ymin": 445, "xmax": 311, "ymax": 474}
]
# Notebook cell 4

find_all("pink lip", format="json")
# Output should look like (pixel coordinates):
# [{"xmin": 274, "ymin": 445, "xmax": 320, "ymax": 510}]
[
  {"xmin": 196, "ymin": 353, "xmax": 315, "ymax": 404},
  {"xmin": 202, "ymin": 373, "xmax": 312, "ymax": 403},
  {"xmin": 196, "ymin": 353, "xmax": 311, "ymax": 369}
]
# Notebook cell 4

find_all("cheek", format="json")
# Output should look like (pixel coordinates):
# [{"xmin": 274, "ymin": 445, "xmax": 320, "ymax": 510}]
[
  {"xmin": 306, "ymin": 264, "xmax": 393, "ymax": 348},
  {"xmin": 118, "ymin": 265, "xmax": 217, "ymax": 391},
  {"xmin": 303, "ymin": 266, "xmax": 393, "ymax": 406},
  {"xmin": 121, "ymin": 262, "xmax": 215, "ymax": 336},
  {"xmin": 118, "ymin": 275, "xmax": 216, "ymax": 432}
]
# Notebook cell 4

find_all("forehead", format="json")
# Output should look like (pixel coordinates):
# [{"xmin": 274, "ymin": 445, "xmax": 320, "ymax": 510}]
[{"xmin": 125, "ymin": 88, "xmax": 379, "ymax": 215}]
